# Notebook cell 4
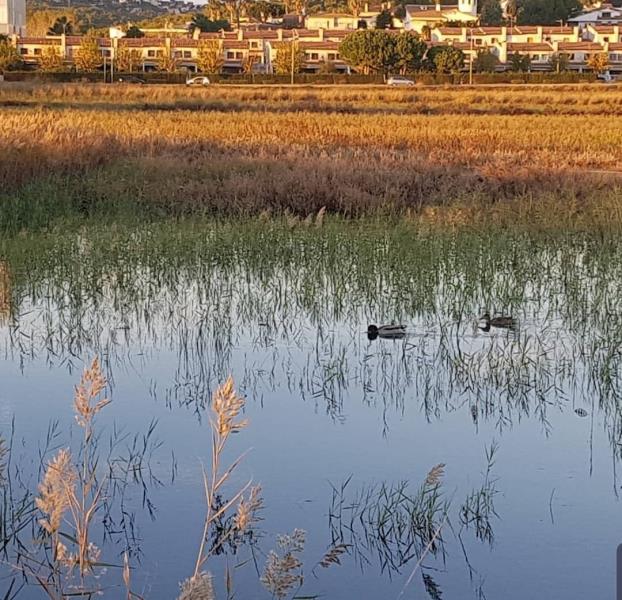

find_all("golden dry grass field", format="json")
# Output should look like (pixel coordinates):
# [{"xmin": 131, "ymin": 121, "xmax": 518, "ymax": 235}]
[{"xmin": 1, "ymin": 82, "xmax": 622, "ymax": 229}]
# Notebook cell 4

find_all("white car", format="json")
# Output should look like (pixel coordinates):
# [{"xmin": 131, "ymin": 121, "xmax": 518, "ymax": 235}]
[
  {"xmin": 387, "ymin": 75, "xmax": 415, "ymax": 87},
  {"xmin": 186, "ymin": 76, "xmax": 211, "ymax": 87}
]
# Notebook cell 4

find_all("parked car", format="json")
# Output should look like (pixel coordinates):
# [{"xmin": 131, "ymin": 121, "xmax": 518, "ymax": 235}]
[
  {"xmin": 186, "ymin": 76, "xmax": 211, "ymax": 87},
  {"xmin": 387, "ymin": 75, "xmax": 415, "ymax": 87},
  {"xmin": 117, "ymin": 76, "xmax": 145, "ymax": 85}
]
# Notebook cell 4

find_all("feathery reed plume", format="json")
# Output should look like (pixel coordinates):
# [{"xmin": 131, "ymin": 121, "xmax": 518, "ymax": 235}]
[
  {"xmin": 74, "ymin": 357, "xmax": 109, "ymax": 429},
  {"xmin": 318, "ymin": 543, "xmax": 348, "ymax": 569},
  {"xmin": 425, "ymin": 464, "xmax": 445, "ymax": 487},
  {"xmin": 211, "ymin": 376, "xmax": 247, "ymax": 437},
  {"xmin": 36, "ymin": 448, "xmax": 77, "ymax": 536},
  {"xmin": 191, "ymin": 377, "xmax": 258, "ymax": 582},
  {"xmin": 177, "ymin": 572, "xmax": 216, "ymax": 600},
  {"xmin": 261, "ymin": 529, "xmax": 306, "ymax": 600},
  {"xmin": 234, "ymin": 484, "xmax": 263, "ymax": 533}
]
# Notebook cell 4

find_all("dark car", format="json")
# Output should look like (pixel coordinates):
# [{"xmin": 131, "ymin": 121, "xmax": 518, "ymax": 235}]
[{"xmin": 117, "ymin": 76, "xmax": 146, "ymax": 85}]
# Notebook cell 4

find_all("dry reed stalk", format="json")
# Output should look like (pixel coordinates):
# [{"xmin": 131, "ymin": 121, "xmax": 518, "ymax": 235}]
[
  {"xmin": 33, "ymin": 357, "xmax": 111, "ymax": 594},
  {"xmin": 191, "ymin": 376, "xmax": 262, "ymax": 582}
]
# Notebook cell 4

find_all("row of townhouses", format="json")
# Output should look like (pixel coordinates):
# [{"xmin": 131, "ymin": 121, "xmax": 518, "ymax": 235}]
[{"xmin": 5, "ymin": 22, "xmax": 622, "ymax": 73}]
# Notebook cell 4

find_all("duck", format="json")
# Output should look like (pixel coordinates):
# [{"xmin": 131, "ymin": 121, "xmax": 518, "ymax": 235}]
[
  {"xmin": 367, "ymin": 324, "xmax": 406, "ymax": 340},
  {"xmin": 479, "ymin": 312, "xmax": 516, "ymax": 330}
]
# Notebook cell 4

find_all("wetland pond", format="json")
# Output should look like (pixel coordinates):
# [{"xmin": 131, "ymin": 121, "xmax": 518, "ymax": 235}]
[{"xmin": 0, "ymin": 221, "xmax": 620, "ymax": 600}]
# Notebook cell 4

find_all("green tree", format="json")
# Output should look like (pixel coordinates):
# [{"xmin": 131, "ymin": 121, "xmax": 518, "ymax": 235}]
[
  {"xmin": 0, "ymin": 40, "xmax": 22, "ymax": 73},
  {"xmin": 375, "ymin": 9, "xmax": 393, "ymax": 29},
  {"xmin": 74, "ymin": 32, "xmax": 102, "ymax": 72},
  {"xmin": 47, "ymin": 16, "xmax": 73, "ymax": 35},
  {"xmin": 548, "ymin": 52, "xmax": 569, "ymax": 72},
  {"xmin": 245, "ymin": 1, "xmax": 283, "ymax": 22},
  {"xmin": 196, "ymin": 39, "xmax": 224, "ymax": 73},
  {"xmin": 124, "ymin": 25, "xmax": 145, "ymax": 38},
  {"xmin": 39, "ymin": 45, "xmax": 64, "ymax": 71},
  {"xmin": 339, "ymin": 29, "xmax": 397, "ymax": 75},
  {"xmin": 517, "ymin": 0, "xmax": 581, "ymax": 25},
  {"xmin": 587, "ymin": 52, "xmax": 609, "ymax": 74},
  {"xmin": 427, "ymin": 45, "xmax": 464, "ymax": 73},
  {"xmin": 191, "ymin": 13, "xmax": 230, "ymax": 32},
  {"xmin": 479, "ymin": 0, "xmax": 503, "ymax": 25},
  {"xmin": 473, "ymin": 48, "xmax": 499, "ymax": 72},
  {"xmin": 509, "ymin": 52, "xmax": 531, "ymax": 71},
  {"xmin": 273, "ymin": 41, "xmax": 303, "ymax": 75},
  {"xmin": 393, "ymin": 31, "xmax": 426, "ymax": 74}
]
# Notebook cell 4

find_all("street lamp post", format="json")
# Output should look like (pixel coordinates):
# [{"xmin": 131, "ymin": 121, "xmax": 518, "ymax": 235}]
[
  {"xmin": 469, "ymin": 27, "xmax": 474, "ymax": 85},
  {"xmin": 290, "ymin": 30, "xmax": 299, "ymax": 85}
]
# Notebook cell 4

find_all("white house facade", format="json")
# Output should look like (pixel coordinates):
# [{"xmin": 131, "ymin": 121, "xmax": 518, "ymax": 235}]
[
  {"xmin": 568, "ymin": 4, "xmax": 622, "ymax": 26},
  {"xmin": 404, "ymin": 0, "xmax": 478, "ymax": 33}
]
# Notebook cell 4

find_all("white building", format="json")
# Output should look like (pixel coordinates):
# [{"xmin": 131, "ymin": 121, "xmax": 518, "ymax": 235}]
[
  {"xmin": 568, "ymin": 3, "xmax": 622, "ymax": 26},
  {"xmin": 403, "ymin": 0, "xmax": 477, "ymax": 33},
  {"xmin": 0, "ymin": 0, "xmax": 26, "ymax": 35}
]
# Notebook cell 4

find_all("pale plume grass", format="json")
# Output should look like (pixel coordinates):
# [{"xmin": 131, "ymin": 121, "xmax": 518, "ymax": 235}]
[
  {"xmin": 178, "ymin": 572, "xmax": 216, "ymax": 600},
  {"xmin": 30, "ymin": 357, "xmax": 111, "ymax": 598},
  {"xmin": 182, "ymin": 376, "xmax": 263, "ymax": 597},
  {"xmin": 36, "ymin": 448, "xmax": 77, "ymax": 536},
  {"xmin": 260, "ymin": 528, "xmax": 306, "ymax": 599}
]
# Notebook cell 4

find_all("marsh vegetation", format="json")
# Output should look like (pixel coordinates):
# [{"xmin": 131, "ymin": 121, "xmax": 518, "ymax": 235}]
[
  {"xmin": 1, "ymin": 83, "xmax": 622, "ymax": 232},
  {"xmin": 1, "ymin": 84, "xmax": 621, "ymax": 599}
]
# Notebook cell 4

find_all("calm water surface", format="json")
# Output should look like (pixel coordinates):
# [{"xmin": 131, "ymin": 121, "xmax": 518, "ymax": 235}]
[{"xmin": 0, "ymin": 224, "xmax": 620, "ymax": 599}]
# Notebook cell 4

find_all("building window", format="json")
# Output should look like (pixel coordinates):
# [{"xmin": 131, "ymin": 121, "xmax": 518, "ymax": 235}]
[
  {"xmin": 102, "ymin": 50, "xmax": 111, "ymax": 57},
  {"xmin": 475, "ymin": 38, "xmax": 482, "ymax": 45},
  {"xmin": 235, "ymin": 51, "xmax": 243, "ymax": 59},
  {"xmin": 328, "ymin": 52, "xmax": 336, "ymax": 60},
  {"xmin": 602, "ymin": 11, "xmax": 611, "ymax": 18},
  {"xmin": 604, "ymin": 36, "xmax": 610, "ymax": 41},
  {"xmin": 34, "ymin": 48, "xmax": 42, "ymax": 56},
  {"xmin": 174, "ymin": 51, "xmax": 182, "ymax": 58},
  {"xmin": 20, "ymin": 48, "xmax": 27, "ymax": 55},
  {"xmin": 250, "ymin": 41, "xmax": 259, "ymax": 48},
  {"xmin": 226, "ymin": 51, "xmax": 234, "ymax": 59},
  {"xmin": 184, "ymin": 51, "xmax": 191, "ymax": 58},
  {"xmin": 147, "ymin": 50, "xmax": 155, "ymax": 57}
]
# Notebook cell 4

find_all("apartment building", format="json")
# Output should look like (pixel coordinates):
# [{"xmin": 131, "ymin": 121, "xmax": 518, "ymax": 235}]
[{"xmin": 8, "ymin": 22, "xmax": 621, "ymax": 74}]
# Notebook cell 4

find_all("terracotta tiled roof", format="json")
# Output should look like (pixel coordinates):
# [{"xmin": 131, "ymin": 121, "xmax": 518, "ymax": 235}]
[
  {"xmin": 607, "ymin": 41, "xmax": 622, "ymax": 49},
  {"xmin": 300, "ymin": 40, "xmax": 340, "ymax": 49},
  {"xmin": 307, "ymin": 12, "xmax": 356, "ymax": 18},
  {"xmin": 511, "ymin": 26, "xmax": 539, "ymax": 34},
  {"xmin": 557, "ymin": 41, "xmax": 604, "ymax": 50},
  {"xmin": 508, "ymin": 42, "xmax": 553, "ymax": 51},
  {"xmin": 541, "ymin": 26, "xmax": 575, "ymax": 33},
  {"xmin": 590, "ymin": 25, "xmax": 617, "ymax": 32},
  {"xmin": 223, "ymin": 41, "xmax": 248, "ymax": 49},
  {"xmin": 18, "ymin": 37, "xmax": 60, "ymax": 45},
  {"xmin": 406, "ymin": 9, "xmax": 446, "ymax": 18}
]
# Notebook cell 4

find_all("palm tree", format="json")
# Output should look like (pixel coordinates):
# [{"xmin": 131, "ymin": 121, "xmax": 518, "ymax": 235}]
[{"xmin": 47, "ymin": 16, "xmax": 73, "ymax": 36}]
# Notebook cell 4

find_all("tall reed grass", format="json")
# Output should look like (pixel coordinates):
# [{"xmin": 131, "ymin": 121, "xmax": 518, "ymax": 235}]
[{"xmin": 1, "ymin": 85, "xmax": 622, "ymax": 231}]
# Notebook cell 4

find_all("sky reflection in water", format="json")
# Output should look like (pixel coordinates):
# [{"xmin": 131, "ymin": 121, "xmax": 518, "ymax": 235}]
[{"xmin": 0, "ymin": 226, "xmax": 620, "ymax": 599}]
